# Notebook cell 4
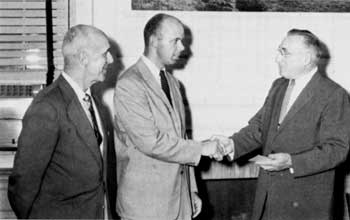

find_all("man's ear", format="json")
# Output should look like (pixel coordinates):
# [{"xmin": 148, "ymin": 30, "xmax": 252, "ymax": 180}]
[
  {"xmin": 303, "ymin": 51, "xmax": 312, "ymax": 66},
  {"xmin": 77, "ymin": 50, "xmax": 89, "ymax": 66},
  {"xmin": 149, "ymin": 34, "xmax": 158, "ymax": 48}
]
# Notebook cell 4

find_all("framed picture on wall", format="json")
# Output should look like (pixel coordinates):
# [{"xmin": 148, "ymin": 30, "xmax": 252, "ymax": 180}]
[{"xmin": 132, "ymin": 0, "xmax": 350, "ymax": 12}]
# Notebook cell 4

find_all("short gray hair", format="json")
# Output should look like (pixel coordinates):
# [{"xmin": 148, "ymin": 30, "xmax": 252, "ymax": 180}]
[
  {"xmin": 62, "ymin": 24, "xmax": 107, "ymax": 57},
  {"xmin": 287, "ymin": 29, "xmax": 322, "ymax": 64}
]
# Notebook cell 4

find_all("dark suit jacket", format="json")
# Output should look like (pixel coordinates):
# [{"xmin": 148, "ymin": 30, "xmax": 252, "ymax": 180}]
[
  {"xmin": 233, "ymin": 72, "xmax": 350, "ymax": 220},
  {"xmin": 8, "ymin": 75, "xmax": 117, "ymax": 219}
]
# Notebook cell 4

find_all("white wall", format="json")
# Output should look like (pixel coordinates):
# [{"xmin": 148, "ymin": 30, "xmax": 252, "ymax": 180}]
[
  {"xmin": 73, "ymin": 0, "xmax": 350, "ymax": 178},
  {"xmin": 87, "ymin": 0, "xmax": 350, "ymax": 139}
]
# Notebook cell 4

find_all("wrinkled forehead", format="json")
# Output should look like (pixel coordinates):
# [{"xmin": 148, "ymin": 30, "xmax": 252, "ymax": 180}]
[{"xmin": 157, "ymin": 18, "xmax": 184, "ymax": 39}]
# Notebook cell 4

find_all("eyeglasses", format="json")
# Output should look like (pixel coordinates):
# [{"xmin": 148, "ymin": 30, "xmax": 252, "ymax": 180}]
[{"xmin": 277, "ymin": 48, "xmax": 307, "ymax": 58}]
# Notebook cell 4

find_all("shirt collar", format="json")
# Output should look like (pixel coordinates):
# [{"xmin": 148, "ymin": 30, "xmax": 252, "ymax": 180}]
[
  {"xmin": 61, "ymin": 71, "xmax": 89, "ymax": 101},
  {"xmin": 141, "ymin": 55, "xmax": 165, "ymax": 84},
  {"xmin": 293, "ymin": 67, "xmax": 317, "ymax": 85}
]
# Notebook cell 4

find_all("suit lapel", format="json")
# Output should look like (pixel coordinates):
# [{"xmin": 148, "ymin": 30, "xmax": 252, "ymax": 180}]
[
  {"xmin": 135, "ymin": 59, "xmax": 182, "ymax": 135},
  {"xmin": 57, "ymin": 76, "xmax": 103, "ymax": 167},
  {"xmin": 167, "ymin": 76, "xmax": 185, "ymax": 136},
  {"xmin": 136, "ymin": 59, "xmax": 174, "ymax": 110},
  {"xmin": 277, "ymin": 73, "xmax": 321, "ymax": 132},
  {"xmin": 263, "ymin": 79, "xmax": 288, "ymax": 152}
]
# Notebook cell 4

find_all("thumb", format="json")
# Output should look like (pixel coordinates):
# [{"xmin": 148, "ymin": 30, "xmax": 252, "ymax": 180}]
[{"xmin": 268, "ymin": 154, "xmax": 277, "ymax": 160}]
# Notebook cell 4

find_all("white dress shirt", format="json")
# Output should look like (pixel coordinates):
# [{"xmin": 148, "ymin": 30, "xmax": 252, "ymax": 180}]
[
  {"xmin": 284, "ymin": 67, "xmax": 317, "ymax": 116},
  {"xmin": 61, "ymin": 72, "xmax": 104, "ymax": 153},
  {"xmin": 141, "ymin": 55, "xmax": 164, "ymax": 86}
]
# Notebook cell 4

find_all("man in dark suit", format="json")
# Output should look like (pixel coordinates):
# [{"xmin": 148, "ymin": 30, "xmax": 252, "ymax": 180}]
[
  {"xmin": 214, "ymin": 29, "xmax": 350, "ymax": 220},
  {"xmin": 7, "ymin": 24, "xmax": 117, "ymax": 219}
]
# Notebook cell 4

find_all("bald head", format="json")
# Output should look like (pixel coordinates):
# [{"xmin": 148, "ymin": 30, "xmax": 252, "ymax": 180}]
[
  {"xmin": 143, "ymin": 13, "xmax": 183, "ymax": 49},
  {"xmin": 62, "ymin": 25, "xmax": 109, "ymax": 69},
  {"xmin": 142, "ymin": 14, "xmax": 185, "ymax": 68}
]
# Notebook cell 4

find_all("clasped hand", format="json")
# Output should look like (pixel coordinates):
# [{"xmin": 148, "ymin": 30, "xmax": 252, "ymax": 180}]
[
  {"xmin": 201, "ymin": 135, "xmax": 234, "ymax": 161},
  {"xmin": 252, "ymin": 153, "xmax": 292, "ymax": 172}
]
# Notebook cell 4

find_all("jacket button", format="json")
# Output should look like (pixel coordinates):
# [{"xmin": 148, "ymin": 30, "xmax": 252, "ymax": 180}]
[{"xmin": 292, "ymin": 202, "xmax": 299, "ymax": 207}]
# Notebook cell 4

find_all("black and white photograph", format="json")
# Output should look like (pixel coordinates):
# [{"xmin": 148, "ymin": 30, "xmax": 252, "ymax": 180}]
[{"xmin": 1, "ymin": 0, "xmax": 350, "ymax": 220}]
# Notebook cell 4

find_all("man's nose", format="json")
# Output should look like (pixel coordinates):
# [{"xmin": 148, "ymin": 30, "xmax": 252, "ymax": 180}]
[
  {"xmin": 107, "ymin": 52, "xmax": 113, "ymax": 64},
  {"xmin": 178, "ymin": 41, "xmax": 185, "ymax": 52}
]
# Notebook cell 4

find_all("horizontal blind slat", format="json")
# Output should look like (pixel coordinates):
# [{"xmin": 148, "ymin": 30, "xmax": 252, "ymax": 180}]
[
  {"xmin": 0, "ymin": 2, "xmax": 45, "ymax": 9},
  {"xmin": 0, "ymin": 51, "xmax": 61, "ymax": 58},
  {"xmin": 0, "ymin": 10, "xmax": 45, "ymax": 17},
  {"xmin": 0, "ymin": 71, "xmax": 47, "ymax": 84},
  {"xmin": 0, "ymin": 26, "xmax": 45, "ymax": 34},
  {"xmin": 0, "ymin": 9, "xmax": 67, "ymax": 18},
  {"xmin": 0, "ymin": 26, "xmax": 66, "ymax": 34},
  {"xmin": 0, "ymin": 18, "xmax": 66, "ymax": 25},
  {"xmin": 0, "ymin": 42, "xmax": 50, "ymax": 49},
  {"xmin": 0, "ymin": 18, "xmax": 45, "ymax": 26},
  {"xmin": 0, "ymin": 35, "xmax": 63, "ymax": 42},
  {"xmin": 0, "ymin": 2, "xmax": 65, "ymax": 9},
  {"xmin": 0, "ymin": 58, "xmax": 47, "ymax": 65}
]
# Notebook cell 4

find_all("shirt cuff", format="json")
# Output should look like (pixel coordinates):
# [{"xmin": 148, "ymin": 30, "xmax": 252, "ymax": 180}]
[{"xmin": 226, "ymin": 139, "xmax": 234, "ymax": 161}]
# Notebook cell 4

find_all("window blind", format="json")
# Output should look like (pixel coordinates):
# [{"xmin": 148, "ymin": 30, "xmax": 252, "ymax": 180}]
[{"xmin": 0, "ymin": 0, "xmax": 69, "ymax": 88}]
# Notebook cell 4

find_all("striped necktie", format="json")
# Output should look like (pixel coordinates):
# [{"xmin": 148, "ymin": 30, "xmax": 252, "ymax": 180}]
[{"xmin": 83, "ymin": 94, "xmax": 102, "ymax": 146}]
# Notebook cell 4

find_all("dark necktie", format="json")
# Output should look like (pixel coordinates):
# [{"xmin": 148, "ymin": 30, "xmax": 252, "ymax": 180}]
[
  {"xmin": 159, "ymin": 70, "xmax": 173, "ymax": 107},
  {"xmin": 83, "ymin": 94, "xmax": 102, "ymax": 146}
]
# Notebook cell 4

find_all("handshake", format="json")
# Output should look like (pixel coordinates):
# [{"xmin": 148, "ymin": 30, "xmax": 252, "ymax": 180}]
[{"xmin": 201, "ymin": 135, "xmax": 234, "ymax": 161}]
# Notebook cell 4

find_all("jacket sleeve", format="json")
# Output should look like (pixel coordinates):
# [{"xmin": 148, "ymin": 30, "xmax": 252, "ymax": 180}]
[
  {"xmin": 8, "ymin": 101, "xmax": 59, "ymax": 218},
  {"xmin": 231, "ymin": 78, "xmax": 283, "ymax": 159},
  {"xmin": 231, "ymin": 105, "xmax": 264, "ymax": 159},
  {"xmin": 291, "ymin": 88, "xmax": 350, "ymax": 177},
  {"xmin": 114, "ymin": 77, "xmax": 203, "ymax": 166}
]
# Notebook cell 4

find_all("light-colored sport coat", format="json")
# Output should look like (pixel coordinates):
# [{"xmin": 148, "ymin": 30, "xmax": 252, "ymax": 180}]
[{"xmin": 114, "ymin": 58, "xmax": 203, "ymax": 220}]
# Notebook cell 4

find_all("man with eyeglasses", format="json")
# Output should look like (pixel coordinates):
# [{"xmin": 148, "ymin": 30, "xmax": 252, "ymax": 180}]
[{"xmin": 212, "ymin": 29, "xmax": 350, "ymax": 220}]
